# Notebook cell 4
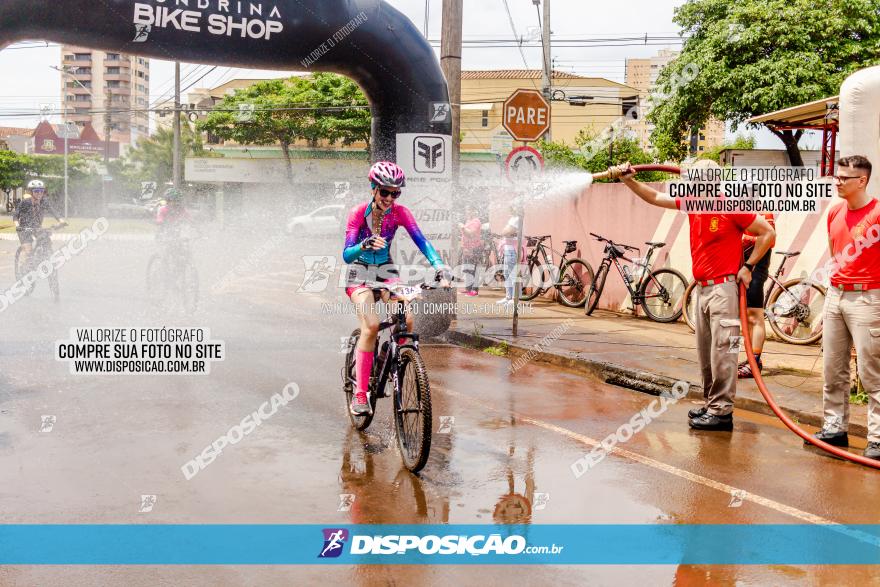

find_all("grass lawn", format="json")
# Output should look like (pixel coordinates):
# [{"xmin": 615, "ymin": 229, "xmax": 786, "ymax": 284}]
[{"xmin": 0, "ymin": 217, "xmax": 156, "ymax": 234}]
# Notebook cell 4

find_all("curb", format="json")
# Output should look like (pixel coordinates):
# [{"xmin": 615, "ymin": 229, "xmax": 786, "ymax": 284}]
[{"xmin": 442, "ymin": 327, "xmax": 869, "ymax": 439}]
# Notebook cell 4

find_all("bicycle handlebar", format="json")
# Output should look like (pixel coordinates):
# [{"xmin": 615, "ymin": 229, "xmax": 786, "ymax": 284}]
[{"xmin": 589, "ymin": 233, "xmax": 639, "ymax": 252}]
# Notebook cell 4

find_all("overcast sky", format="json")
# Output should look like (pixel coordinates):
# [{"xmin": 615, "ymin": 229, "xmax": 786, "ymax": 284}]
[{"xmin": 0, "ymin": 0, "xmax": 800, "ymax": 149}]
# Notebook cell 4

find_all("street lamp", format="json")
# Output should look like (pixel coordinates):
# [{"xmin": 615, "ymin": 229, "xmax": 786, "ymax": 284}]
[{"xmin": 52, "ymin": 65, "xmax": 94, "ymax": 218}]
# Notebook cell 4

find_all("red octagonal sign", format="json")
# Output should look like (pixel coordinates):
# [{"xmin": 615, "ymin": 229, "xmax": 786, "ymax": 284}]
[{"xmin": 503, "ymin": 89, "xmax": 551, "ymax": 142}]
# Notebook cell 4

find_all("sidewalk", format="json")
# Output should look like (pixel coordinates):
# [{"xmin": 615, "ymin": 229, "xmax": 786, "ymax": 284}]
[{"xmin": 443, "ymin": 290, "xmax": 869, "ymax": 438}]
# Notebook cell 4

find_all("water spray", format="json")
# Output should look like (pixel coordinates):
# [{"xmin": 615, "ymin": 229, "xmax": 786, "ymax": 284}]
[{"xmin": 596, "ymin": 164, "xmax": 880, "ymax": 470}]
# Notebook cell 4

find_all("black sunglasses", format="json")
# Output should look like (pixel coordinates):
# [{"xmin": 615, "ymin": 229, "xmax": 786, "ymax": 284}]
[{"xmin": 378, "ymin": 188, "xmax": 402, "ymax": 199}]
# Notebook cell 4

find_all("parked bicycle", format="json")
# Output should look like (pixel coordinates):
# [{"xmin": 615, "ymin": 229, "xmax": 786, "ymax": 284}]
[
  {"xmin": 146, "ymin": 237, "xmax": 199, "ymax": 314},
  {"xmin": 519, "ymin": 235, "xmax": 594, "ymax": 307},
  {"xmin": 683, "ymin": 250, "xmax": 825, "ymax": 345},
  {"xmin": 584, "ymin": 233, "xmax": 688, "ymax": 322},
  {"xmin": 14, "ymin": 222, "xmax": 67, "ymax": 300},
  {"xmin": 341, "ymin": 282, "xmax": 437, "ymax": 473}
]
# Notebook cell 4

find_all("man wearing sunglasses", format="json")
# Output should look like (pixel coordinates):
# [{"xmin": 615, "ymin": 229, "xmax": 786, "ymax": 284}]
[
  {"xmin": 342, "ymin": 161, "xmax": 452, "ymax": 416},
  {"xmin": 813, "ymin": 155, "xmax": 880, "ymax": 460},
  {"xmin": 13, "ymin": 179, "xmax": 67, "ymax": 267}
]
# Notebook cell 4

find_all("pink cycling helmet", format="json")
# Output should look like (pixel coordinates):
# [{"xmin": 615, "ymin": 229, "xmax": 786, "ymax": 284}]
[{"xmin": 369, "ymin": 161, "xmax": 406, "ymax": 188}]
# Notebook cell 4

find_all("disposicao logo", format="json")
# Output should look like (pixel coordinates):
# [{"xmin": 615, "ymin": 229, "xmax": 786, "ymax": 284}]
[{"xmin": 318, "ymin": 528, "xmax": 349, "ymax": 558}]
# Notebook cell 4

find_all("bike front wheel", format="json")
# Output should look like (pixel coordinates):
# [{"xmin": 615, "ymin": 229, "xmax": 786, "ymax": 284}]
[
  {"xmin": 394, "ymin": 347, "xmax": 432, "ymax": 473},
  {"xmin": 584, "ymin": 262, "xmax": 609, "ymax": 315},
  {"xmin": 639, "ymin": 268, "xmax": 688, "ymax": 323},
  {"xmin": 766, "ymin": 279, "xmax": 825, "ymax": 345},
  {"xmin": 557, "ymin": 258, "xmax": 593, "ymax": 308},
  {"xmin": 519, "ymin": 259, "xmax": 549, "ymax": 302}
]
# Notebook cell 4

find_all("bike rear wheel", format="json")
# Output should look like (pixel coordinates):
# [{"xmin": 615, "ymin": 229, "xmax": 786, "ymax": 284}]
[
  {"xmin": 683, "ymin": 280, "xmax": 698, "ymax": 332},
  {"xmin": 394, "ymin": 347, "xmax": 432, "ymax": 473},
  {"xmin": 584, "ymin": 262, "xmax": 609, "ymax": 315},
  {"xmin": 640, "ymin": 268, "xmax": 687, "ymax": 323},
  {"xmin": 343, "ymin": 329, "xmax": 378, "ymax": 431},
  {"xmin": 766, "ymin": 279, "xmax": 825, "ymax": 345},
  {"xmin": 557, "ymin": 258, "xmax": 593, "ymax": 308}
]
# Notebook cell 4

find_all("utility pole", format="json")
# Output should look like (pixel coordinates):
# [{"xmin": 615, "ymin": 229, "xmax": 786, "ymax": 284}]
[
  {"xmin": 537, "ymin": 0, "xmax": 552, "ymax": 141},
  {"xmin": 102, "ymin": 86, "xmax": 111, "ymax": 217},
  {"xmin": 173, "ymin": 61, "xmax": 182, "ymax": 188},
  {"xmin": 440, "ymin": 0, "xmax": 463, "ymax": 182}
]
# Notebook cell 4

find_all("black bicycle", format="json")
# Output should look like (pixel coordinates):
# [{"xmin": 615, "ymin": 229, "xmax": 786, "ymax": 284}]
[
  {"xmin": 683, "ymin": 250, "xmax": 826, "ymax": 345},
  {"xmin": 146, "ymin": 237, "xmax": 199, "ymax": 314},
  {"xmin": 14, "ymin": 222, "xmax": 67, "ymax": 300},
  {"xmin": 342, "ymin": 283, "xmax": 436, "ymax": 473},
  {"xmin": 519, "ymin": 235, "xmax": 594, "ymax": 307},
  {"xmin": 584, "ymin": 233, "xmax": 688, "ymax": 322}
]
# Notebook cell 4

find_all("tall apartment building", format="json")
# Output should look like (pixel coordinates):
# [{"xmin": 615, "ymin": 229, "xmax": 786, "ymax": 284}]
[
  {"xmin": 60, "ymin": 47, "xmax": 150, "ymax": 146},
  {"xmin": 625, "ymin": 48, "xmax": 725, "ymax": 155}
]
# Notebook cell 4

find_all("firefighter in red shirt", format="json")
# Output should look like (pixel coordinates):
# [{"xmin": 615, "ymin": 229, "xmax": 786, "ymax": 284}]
[
  {"xmin": 612, "ymin": 160, "xmax": 774, "ymax": 431},
  {"xmin": 813, "ymin": 155, "xmax": 880, "ymax": 460}
]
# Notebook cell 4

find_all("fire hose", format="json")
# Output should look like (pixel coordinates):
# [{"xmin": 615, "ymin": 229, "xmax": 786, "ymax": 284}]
[{"xmin": 595, "ymin": 164, "xmax": 880, "ymax": 469}]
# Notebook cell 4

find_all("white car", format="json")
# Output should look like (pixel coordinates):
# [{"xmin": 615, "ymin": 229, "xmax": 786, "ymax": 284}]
[{"xmin": 286, "ymin": 204, "xmax": 345, "ymax": 237}]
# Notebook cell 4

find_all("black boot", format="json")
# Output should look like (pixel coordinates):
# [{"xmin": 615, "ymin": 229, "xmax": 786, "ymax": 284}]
[{"xmin": 689, "ymin": 412, "xmax": 733, "ymax": 431}]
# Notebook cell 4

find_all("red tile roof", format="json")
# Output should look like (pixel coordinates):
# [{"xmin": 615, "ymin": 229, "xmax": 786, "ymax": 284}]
[{"xmin": 0, "ymin": 126, "xmax": 34, "ymax": 138}]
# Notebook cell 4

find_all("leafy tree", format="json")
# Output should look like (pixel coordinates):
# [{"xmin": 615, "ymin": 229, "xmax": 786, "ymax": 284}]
[
  {"xmin": 699, "ymin": 133, "xmax": 756, "ymax": 163},
  {"xmin": 197, "ymin": 73, "xmax": 371, "ymax": 182},
  {"xmin": 0, "ymin": 150, "xmax": 32, "ymax": 193},
  {"xmin": 538, "ymin": 129, "xmax": 672, "ymax": 183},
  {"xmin": 649, "ymin": 0, "xmax": 880, "ymax": 165},
  {"xmin": 125, "ymin": 118, "xmax": 208, "ymax": 186}
]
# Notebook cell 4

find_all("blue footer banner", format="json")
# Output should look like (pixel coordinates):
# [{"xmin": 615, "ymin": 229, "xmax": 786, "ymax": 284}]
[{"xmin": 2, "ymin": 524, "xmax": 880, "ymax": 565}]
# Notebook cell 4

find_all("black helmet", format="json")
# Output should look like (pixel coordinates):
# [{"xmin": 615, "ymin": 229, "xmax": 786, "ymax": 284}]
[{"xmin": 163, "ymin": 187, "xmax": 183, "ymax": 202}]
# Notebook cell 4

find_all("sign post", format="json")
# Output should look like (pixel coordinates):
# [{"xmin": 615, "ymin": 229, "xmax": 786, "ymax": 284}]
[{"xmin": 502, "ymin": 89, "xmax": 550, "ymax": 337}]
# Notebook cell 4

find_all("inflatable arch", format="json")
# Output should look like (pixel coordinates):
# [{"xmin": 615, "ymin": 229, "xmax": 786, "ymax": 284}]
[{"xmin": 0, "ymin": 0, "xmax": 453, "ymax": 160}]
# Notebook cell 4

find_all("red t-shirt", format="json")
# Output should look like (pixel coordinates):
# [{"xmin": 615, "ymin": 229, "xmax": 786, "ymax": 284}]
[
  {"xmin": 827, "ymin": 199, "xmax": 880, "ymax": 285},
  {"xmin": 676, "ymin": 201, "xmax": 756, "ymax": 281},
  {"xmin": 461, "ymin": 218, "xmax": 482, "ymax": 251}
]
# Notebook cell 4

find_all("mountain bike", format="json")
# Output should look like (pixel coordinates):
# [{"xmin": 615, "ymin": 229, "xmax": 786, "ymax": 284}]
[
  {"xmin": 519, "ymin": 235, "xmax": 594, "ymax": 307},
  {"xmin": 14, "ymin": 222, "xmax": 67, "ymax": 300},
  {"xmin": 341, "ymin": 283, "xmax": 438, "ymax": 473},
  {"xmin": 683, "ymin": 250, "xmax": 826, "ymax": 345},
  {"xmin": 146, "ymin": 237, "xmax": 199, "ymax": 314},
  {"xmin": 584, "ymin": 233, "xmax": 688, "ymax": 322}
]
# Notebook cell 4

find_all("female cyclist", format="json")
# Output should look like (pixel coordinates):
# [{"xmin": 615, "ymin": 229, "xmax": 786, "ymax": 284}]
[{"xmin": 343, "ymin": 161, "xmax": 450, "ymax": 416}]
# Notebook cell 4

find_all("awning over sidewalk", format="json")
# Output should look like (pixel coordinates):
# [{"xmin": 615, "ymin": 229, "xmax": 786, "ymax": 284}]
[{"xmin": 748, "ymin": 96, "xmax": 839, "ymax": 176}]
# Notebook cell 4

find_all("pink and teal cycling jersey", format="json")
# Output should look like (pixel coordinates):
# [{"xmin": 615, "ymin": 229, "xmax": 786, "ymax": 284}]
[{"xmin": 343, "ymin": 201, "xmax": 443, "ymax": 268}]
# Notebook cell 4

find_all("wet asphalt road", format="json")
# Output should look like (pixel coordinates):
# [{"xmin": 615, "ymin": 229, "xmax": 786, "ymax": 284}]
[{"xmin": 1, "ymin": 228, "xmax": 879, "ymax": 586}]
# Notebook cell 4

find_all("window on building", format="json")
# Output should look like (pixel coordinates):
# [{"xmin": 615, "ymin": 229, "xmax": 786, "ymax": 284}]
[
  {"xmin": 75, "ymin": 67, "xmax": 91, "ymax": 75},
  {"xmin": 621, "ymin": 97, "xmax": 639, "ymax": 119},
  {"xmin": 698, "ymin": 146, "xmax": 704, "ymax": 151},
  {"xmin": 481, "ymin": 110, "xmax": 489, "ymax": 128},
  {"xmin": 137, "ymin": 71, "xmax": 144, "ymax": 78},
  {"xmin": 106, "ymin": 67, "xmax": 121, "ymax": 75},
  {"xmin": 74, "ymin": 53, "xmax": 91, "ymax": 61},
  {"xmin": 106, "ymin": 53, "xmax": 120, "ymax": 61},
  {"xmin": 699, "ymin": 133, "xmax": 705, "ymax": 141}
]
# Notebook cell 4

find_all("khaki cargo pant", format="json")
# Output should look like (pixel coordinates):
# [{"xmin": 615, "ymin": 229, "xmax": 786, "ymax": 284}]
[
  {"xmin": 822, "ymin": 288, "xmax": 880, "ymax": 442},
  {"xmin": 694, "ymin": 280, "xmax": 741, "ymax": 416}
]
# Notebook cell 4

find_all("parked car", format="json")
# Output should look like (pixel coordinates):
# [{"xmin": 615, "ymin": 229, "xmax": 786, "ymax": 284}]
[
  {"xmin": 286, "ymin": 204, "xmax": 345, "ymax": 236},
  {"xmin": 107, "ymin": 198, "xmax": 157, "ymax": 219}
]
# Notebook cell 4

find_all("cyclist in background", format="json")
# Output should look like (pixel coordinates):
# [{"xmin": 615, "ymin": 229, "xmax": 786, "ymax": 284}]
[
  {"xmin": 13, "ymin": 179, "xmax": 66, "ymax": 267},
  {"xmin": 155, "ymin": 187, "xmax": 191, "ymax": 242},
  {"xmin": 458, "ymin": 204, "xmax": 486, "ymax": 297},
  {"xmin": 343, "ymin": 161, "xmax": 451, "ymax": 416},
  {"xmin": 739, "ymin": 213, "xmax": 776, "ymax": 378}
]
